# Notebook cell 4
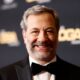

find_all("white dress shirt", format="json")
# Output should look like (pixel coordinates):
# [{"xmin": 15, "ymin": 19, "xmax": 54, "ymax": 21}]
[{"xmin": 29, "ymin": 56, "xmax": 56, "ymax": 80}]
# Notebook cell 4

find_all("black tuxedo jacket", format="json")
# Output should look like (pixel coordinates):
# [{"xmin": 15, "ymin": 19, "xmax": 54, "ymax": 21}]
[{"xmin": 0, "ymin": 56, "xmax": 80, "ymax": 80}]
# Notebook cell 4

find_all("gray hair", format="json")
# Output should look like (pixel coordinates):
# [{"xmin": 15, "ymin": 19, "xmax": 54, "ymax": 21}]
[{"xmin": 20, "ymin": 5, "xmax": 60, "ymax": 31}]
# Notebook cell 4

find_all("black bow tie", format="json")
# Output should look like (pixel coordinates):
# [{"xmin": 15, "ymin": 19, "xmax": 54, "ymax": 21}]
[{"xmin": 31, "ymin": 62, "xmax": 56, "ymax": 75}]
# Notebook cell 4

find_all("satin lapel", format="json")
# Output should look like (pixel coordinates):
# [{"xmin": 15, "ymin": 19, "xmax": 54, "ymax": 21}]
[{"xmin": 15, "ymin": 57, "xmax": 32, "ymax": 80}]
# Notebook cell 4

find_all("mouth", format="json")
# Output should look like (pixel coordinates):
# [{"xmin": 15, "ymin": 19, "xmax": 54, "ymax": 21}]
[
  {"xmin": 35, "ymin": 45, "xmax": 49, "ymax": 52},
  {"xmin": 32, "ymin": 41, "xmax": 53, "ymax": 52}
]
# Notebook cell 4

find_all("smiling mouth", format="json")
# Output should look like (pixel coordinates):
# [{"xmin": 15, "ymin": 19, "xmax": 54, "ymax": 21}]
[
  {"xmin": 35, "ymin": 45, "xmax": 49, "ymax": 52},
  {"xmin": 32, "ymin": 41, "xmax": 52, "ymax": 51}
]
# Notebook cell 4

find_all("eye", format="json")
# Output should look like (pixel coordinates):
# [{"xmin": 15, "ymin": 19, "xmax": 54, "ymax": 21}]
[
  {"xmin": 30, "ymin": 28, "xmax": 39, "ymax": 36},
  {"xmin": 31, "ymin": 30, "xmax": 39, "ymax": 33},
  {"xmin": 47, "ymin": 29, "xmax": 55, "ymax": 33},
  {"xmin": 30, "ymin": 30, "xmax": 39, "ymax": 36}
]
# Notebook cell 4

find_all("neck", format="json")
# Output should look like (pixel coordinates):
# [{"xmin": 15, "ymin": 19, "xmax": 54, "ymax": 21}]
[{"xmin": 29, "ymin": 55, "xmax": 56, "ymax": 66}]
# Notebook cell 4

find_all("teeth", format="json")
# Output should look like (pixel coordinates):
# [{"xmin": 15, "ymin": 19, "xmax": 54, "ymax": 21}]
[
  {"xmin": 38, "ymin": 46, "xmax": 47, "ymax": 48},
  {"xmin": 37, "ymin": 45, "xmax": 45, "ymax": 47}
]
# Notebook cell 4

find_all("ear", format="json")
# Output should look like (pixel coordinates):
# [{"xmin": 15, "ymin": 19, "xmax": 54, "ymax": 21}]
[{"xmin": 22, "ymin": 30, "xmax": 27, "ymax": 44}]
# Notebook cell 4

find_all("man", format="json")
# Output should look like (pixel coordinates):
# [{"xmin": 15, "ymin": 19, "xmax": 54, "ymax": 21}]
[{"xmin": 0, "ymin": 5, "xmax": 80, "ymax": 80}]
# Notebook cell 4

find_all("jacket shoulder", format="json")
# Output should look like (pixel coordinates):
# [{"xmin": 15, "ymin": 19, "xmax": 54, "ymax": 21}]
[
  {"xmin": 0, "ymin": 59, "xmax": 25, "ymax": 80},
  {"xmin": 57, "ymin": 57, "xmax": 80, "ymax": 80},
  {"xmin": 59, "ymin": 58, "xmax": 80, "ymax": 69}
]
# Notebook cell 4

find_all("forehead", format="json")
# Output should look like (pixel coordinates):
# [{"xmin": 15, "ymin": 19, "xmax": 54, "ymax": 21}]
[{"xmin": 26, "ymin": 13, "xmax": 56, "ymax": 29}]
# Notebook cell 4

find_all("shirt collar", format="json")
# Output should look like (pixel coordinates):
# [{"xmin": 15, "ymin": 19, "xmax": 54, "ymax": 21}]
[{"xmin": 29, "ymin": 56, "xmax": 56, "ymax": 67}]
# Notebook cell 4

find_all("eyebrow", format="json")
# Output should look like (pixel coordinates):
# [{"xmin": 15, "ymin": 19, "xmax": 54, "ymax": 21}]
[
  {"xmin": 30, "ymin": 28, "xmax": 39, "ymax": 30},
  {"xmin": 44, "ymin": 27, "xmax": 56, "ymax": 30}
]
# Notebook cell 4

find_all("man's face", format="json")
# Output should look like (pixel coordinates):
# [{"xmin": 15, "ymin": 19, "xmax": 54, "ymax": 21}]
[{"xmin": 23, "ymin": 13, "xmax": 58, "ymax": 62}]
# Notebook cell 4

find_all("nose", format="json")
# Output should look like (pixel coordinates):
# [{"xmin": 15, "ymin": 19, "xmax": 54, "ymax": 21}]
[{"xmin": 37, "ymin": 31, "xmax": 48, "ymax": 42}]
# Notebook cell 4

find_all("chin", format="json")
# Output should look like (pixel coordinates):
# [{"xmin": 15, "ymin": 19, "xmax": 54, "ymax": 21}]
[{"xmin": 36, "ymin": 52, "xmax": 51, "ymax": 59}]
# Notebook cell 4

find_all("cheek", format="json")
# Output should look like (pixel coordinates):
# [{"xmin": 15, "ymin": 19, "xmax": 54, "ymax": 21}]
[
  {"xmin": 26, "ymin": 35, "xmax": 37, "ymax": 44},
  {"xmin": 48, "ymin": 35, "xmax": 58, "ymax": 48},
  {"xmin": 48, "ymin": 34, "xmax": 58, "ymax": 41}
]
